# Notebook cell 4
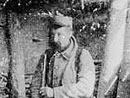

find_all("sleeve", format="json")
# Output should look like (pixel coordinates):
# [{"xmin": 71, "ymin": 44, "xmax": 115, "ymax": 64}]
[
  {"xmin": 30, "ymin": 54, "xmax": 45, "ymax": 98},
  {"xmin": 53, "ymin": 49, "xmax": 95, "ymax": 98}
]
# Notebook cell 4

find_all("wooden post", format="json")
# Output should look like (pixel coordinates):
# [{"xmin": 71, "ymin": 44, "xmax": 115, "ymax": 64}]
[
  {"xmin": 116, "ymin": 1, "xmax": 130, "ymax": 97},
  {"xmin": 11, "ymin": 17, "xmax": 26, "ymax": 98},
  {"xmin": 97, "ymin": 0, "xmax": 128, "ymax": 98},
  {"xmin": 0, "ymin": 11, "xmax": 9, "ymax": 98}
]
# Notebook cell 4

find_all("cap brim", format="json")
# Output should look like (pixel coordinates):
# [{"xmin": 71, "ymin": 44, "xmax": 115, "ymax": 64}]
[{"xmin": 52, "ymin": 23, "xmax": 64, "ymax": 29}]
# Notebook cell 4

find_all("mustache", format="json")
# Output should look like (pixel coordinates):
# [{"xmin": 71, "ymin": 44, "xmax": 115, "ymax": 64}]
[
  {"xmin": 55, "ymin": 41, "xmax": 61, "ymax": 45},
  {"xmin": 55, "ymin": 42, "xmax": 61, "ymax": 48},
  {"xmin": 49, "ymin": 41, "xmax": 61, "ymax": 49}
]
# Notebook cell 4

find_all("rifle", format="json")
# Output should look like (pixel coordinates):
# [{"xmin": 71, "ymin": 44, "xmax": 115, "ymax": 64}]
[
  {"xmin": 42, "ymin": 54, "xmax": 47, "ymax": 87},
  {"xmin": 40, "ymin": 53, "xmax": 47, "ymax": 98},
  {"xmin": 104, "ymin": 66, "xmax": 121, "ymax": 96}
]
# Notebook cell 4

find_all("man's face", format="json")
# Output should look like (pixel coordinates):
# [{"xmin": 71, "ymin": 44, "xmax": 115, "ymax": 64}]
[{"xmin": 52, "ymin": 26, "xmax": 72, "ymax": 50}]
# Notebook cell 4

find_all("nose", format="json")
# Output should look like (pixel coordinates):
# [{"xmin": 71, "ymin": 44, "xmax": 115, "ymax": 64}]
[{"xmin": 54, "ymin": 34, "xmax": 58, "ymax": 42}]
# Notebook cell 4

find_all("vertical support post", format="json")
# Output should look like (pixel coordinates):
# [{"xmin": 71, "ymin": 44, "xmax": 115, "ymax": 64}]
[{"xmin": 97, "ymin": 0, "xmax": 128, "ymax": 98}]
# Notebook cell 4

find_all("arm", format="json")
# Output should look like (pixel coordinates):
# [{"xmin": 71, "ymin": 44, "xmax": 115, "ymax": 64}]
[{"xmin": 53, "ymin": 49, "xmax": 95, "ymax": 98}]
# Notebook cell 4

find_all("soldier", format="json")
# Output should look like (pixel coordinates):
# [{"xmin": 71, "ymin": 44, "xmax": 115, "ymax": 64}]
[{"xmin": 31, "ymin": 15, "xmax": 95, "ymax": 98}]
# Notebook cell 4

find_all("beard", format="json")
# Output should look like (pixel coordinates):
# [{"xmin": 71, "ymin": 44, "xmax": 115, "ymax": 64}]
[
  {"xmin": 55, "ymin": 41, "xmax": 71, "ymax": 53},
  {"xmin": 49, "ymin": 40, "xmax": 66, "ymax": 52},
  {"xmin": 55, "ymin": 42, "xmax": 64, "ymax": 52}
]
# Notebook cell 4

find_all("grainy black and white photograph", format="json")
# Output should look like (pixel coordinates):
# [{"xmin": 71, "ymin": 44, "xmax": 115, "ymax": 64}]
[{"xmin": 0, "ymin": 0, "xmax": 129, "ymax": 98}]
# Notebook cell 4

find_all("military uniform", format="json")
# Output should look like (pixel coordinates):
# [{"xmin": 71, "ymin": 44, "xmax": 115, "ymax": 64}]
[{"xmin": 30, "ymin": 36, "xmax": 95, "ymax": 98}]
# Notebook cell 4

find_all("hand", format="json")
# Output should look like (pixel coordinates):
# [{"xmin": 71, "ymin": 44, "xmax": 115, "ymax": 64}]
[{"xmin": 40, "ymin": 86, "xmax": 54, "ymax": 97}]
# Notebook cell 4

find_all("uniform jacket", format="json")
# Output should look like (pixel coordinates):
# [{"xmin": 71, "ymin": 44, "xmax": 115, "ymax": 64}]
[{"xmin": 31, "ymin": 36, "xmax": 95, "ymax": 98}]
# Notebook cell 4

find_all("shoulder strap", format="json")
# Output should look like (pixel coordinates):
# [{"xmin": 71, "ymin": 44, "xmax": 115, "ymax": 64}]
[
  {"xmin": 45, "ymin": 49, "xmax": 55, "ymax": 61},
  {"xmin": 75, "ymin": 47, "xmax": 83, "ymax": 81},
  {"xmin": 39, "ymin": 49, "xmax": 55, "ymax": 70}
]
